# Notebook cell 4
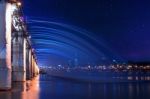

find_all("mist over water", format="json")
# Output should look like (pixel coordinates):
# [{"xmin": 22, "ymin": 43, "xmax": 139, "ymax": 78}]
[{"xmin": 26, "ymin": 18, "xmax": 125, "ymax": 66}]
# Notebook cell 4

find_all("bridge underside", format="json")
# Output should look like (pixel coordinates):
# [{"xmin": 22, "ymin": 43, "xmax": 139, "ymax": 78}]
[{"xmin": 0, "ymin": 1, "xmax": 39, "ymax": 90}]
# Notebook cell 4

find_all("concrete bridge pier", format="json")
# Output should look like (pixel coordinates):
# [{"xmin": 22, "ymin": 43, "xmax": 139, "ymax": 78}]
[
  {"xmin": 12, "ymin": 37, "xmax": 26, "ymax": 82},
  {"xmin": 31, "ymin": 55, "xmax": 34, "ymax": 78},
  {"xmin": 30, "ymin": 54, "xmax": 38, "ymax": 78},
  {"xmin": 26, "ymin": 45, "xmax": 30, "ymax": 80},
  {"xmin": 33, "ymin": 61, "xmax": 36, "ymax": 77},
  {"xmin": 0, "ymin": 0, "xmax": 40, "ymax": 90},
  {"xmin": 28, "ymin": 50, "xmax": 33, "ymax": 79},
  {"xmin": 0, "ymin": 2, "xmax": 12, "ymax": 90},
  {"xmin": 35, "ymin": 63, "xmax": 39, "ymax": 76}
]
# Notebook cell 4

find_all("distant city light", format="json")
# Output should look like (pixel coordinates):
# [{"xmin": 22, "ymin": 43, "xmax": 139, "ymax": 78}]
[
  {"xmin": 58, "ymin": 65, "xmax": 62, "ymax": 67},
  {"xmin": 113, "ymin": 59, "xmax": 116, "ymax": 62}
]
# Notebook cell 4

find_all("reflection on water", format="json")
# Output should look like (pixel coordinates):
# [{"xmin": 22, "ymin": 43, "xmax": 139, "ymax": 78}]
[
  {"xmin": 127, "ymin": 76, "xmax": 150, "ymax": 81},
  {"xmin": 39, "ymin": 75, "xmax": 150, "ymax": 99},
  {"xmin": 0, "ymin": 76, "xmax": 40, "ymax": 99},
  {"xmin": 1, "ymin": 75, "xmax": 150, "ymax": 99}
]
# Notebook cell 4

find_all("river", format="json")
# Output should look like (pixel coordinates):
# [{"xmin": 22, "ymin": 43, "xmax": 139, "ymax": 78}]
[{"xmin": 0, "ymin": 74, "xmax": 150, "ymax": 99}]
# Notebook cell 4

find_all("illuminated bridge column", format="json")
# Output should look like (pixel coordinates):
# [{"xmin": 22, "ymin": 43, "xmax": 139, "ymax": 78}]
[
  {"xmin": 34, "ymin": 62, "xmax": 37, "ymax": 76},
  {"xmin": 33, "ymin": 60, "xmax": 36, "ymax": 77},
  {"xmin": 31, "ymin": 53, "xmax": 34, "ymax": 78},
  {"xmin": 35, "ymin": 63, "xmax": 39, "ymax": 76},
  {"xmin": 0, "ymin": 2, "xmax": 12, "ymax": 90},
  {"xmin": 32, "ymin": 56, "xmax": 37, "ymax": 77},
  {"xmin": 33, "ymin": 56, "xmax": 36, "ymax": 77},
  {"xmin": 29, "ymin": 49, "xmax": 32, "ymax": 80},
  {"xmin": 12, "ymin": 37, "xmax": 26, "ymax": 82},
  {"xmin": 36, "ymin": 63, "xmax": 39, "ymax": 75},
  {"xmin": 26, "ymin": 44, "xmax": 31, "ymax": 80},
  {"xmin": 29, "ymin": 53, "xmax": 32, "ymax": 79},
  {"xmin": 32, "ymin": 60, "xmax": 35, "ymax": 77},
  {"xmin": 28, "ymin": 49, "xmax": 33, "ymax": 79}
]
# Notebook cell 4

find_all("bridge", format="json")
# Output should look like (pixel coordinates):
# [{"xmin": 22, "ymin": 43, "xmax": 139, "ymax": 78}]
[{"xmin": 0, "ymin": 0, "xmax": 39, "ymax": 90}]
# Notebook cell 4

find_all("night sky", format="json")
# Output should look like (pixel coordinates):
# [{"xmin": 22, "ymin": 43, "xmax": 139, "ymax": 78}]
[{"xmin": 23, "ymin": 0, "xmax": 150, "ymax": 66}]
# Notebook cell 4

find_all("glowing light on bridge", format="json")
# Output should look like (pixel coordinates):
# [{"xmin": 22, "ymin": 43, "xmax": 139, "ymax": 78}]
[{"xmin": 17, "ymin": 2, "xmax": 21, "ymax": 6}]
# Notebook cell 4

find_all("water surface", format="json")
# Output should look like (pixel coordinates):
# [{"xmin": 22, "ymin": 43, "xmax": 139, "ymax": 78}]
[{"xmin": 0, "ymin": 75, "xmax": 150, "ymax": 99}]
